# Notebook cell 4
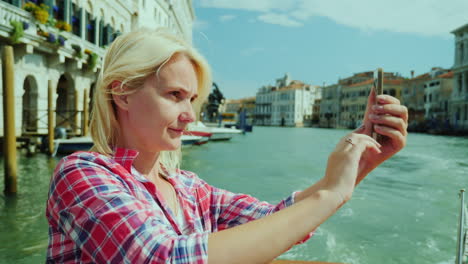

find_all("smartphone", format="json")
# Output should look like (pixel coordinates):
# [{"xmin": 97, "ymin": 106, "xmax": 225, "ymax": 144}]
[{"xmin": 371, "ymin": 68, "xmax": 384, "ymax": 141}]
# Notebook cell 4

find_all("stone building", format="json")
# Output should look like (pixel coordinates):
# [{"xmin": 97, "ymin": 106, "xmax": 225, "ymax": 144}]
[
  {"xmin": 451, "ymin": 23, "xmax": 468, "ymax": 132},
  {"xmin": 401, "ymin": 72, "xmax": 431, "ymax": 131},
  {"xmin": 401, "ymin": 67, "xmax": 452, "ymax": 132},
  {"xmin": 255, "ymin": 74, "xmax": 317, "ymax": 127},
  {"xmin": 0, "ymin": 0, "xmax": 194, "ymax": 137},
  {"xmin": 423, "ymin": 71, "xmax": 453, "ymax": 125},
  {"xmin": 221, "ymin": 96, "xmax": 255, "ymax": 116},
  {"xmin": 319, "ymin": 83, "xmax": 342, "ymax": 128},
  {"xmin": 340, "ymin": 73, "xmax": 403, "ymax": 129}
]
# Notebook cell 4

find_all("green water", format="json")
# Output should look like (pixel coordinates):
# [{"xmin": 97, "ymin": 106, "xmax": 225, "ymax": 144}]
[{"xmin": 1, "ymin": 127, "xmax": 467, "ymax": 263}]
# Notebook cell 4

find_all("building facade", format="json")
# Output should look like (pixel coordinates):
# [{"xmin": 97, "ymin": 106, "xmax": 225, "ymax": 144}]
[
  {"xmin": 401, "ymin": 72, "xmax": 431, "ymax": 131},
  {"xmin": 255, "ymin": 74, "xmax": 316, "ymax": 127},
  {"xmin": 339, "ymin": 73, "xmax": 403, "ymax": 129},
  {"xmin": 319, "ymin": 83, "xmax": 342, "ymax": 128},
  {"xmin": 0, "ymin": 0, "xmax": 194, "ymax": 137},
  {"xmin": 423, "ymin": 72, "xmax": 453, "ymax": 122},
  {"xmin": 451, "ymin": 23, "xmax": 468, "ymax": 132}
]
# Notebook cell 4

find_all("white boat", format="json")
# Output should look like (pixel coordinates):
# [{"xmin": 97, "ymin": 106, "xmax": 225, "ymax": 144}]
[
  {"xmin": 53, "ymin": 135, "xmax": 204, "ymax": 156},
  {"xmin": 181, "ymin": 135, "xmax": 203, "ymax": 147},
  {"xmin": 188, "ymin": 121, "xmax": 243, "ymax": 141},
  {"xmin": 53, "ymin": 136, "xmax": 94, "ymax": 156}
]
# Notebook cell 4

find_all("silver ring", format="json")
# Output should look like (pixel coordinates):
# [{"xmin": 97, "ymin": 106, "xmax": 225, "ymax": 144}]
[{"xmin": 345, "ymin": 138, "xmax": 354, "ymax": 146}]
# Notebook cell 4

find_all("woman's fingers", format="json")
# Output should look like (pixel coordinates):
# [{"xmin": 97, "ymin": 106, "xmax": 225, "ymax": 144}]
[
  {"xmin": 376, "ymin": 94, "xmax": 400, "ymax": 105},
  {"xmin": 339, "ymin": 133, "xmax": 381, "ymax": 154},
  {"xmin": 369, "ymin": 113, "xmax": 408, "ymax": 135},
  {"xmin": 372, "ymin": 104, "xmax": 408, "ymax": 123},
  {"xmin": 374, "ymin": 125, "xmax": 406, "ymax": 149}
]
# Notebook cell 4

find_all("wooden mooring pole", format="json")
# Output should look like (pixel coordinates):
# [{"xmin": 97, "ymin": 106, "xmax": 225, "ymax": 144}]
[
  {"xmin": 48, "ymin": 80, "xmax": 54, "ymax": 156},
  {"xmin": 74, "ymin": 90, "xmax": 79, "ymax": 136},
  {"xmin": 82, "ymin": 88, "xmax": 88, "ymax": 136},
  {"xmin": 3, "ymin": 46, "xmax": 17, "ymax": 195}
]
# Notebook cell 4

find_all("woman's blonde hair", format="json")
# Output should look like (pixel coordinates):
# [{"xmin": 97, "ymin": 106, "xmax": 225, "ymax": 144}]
[{"xmin": 89, "ymin": 28, "xmax": 212, "ymax": 174}]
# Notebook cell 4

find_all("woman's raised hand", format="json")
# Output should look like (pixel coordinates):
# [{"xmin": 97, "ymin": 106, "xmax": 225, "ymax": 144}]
[
  {"xmin": 354, "ymin": 89, "xmax": 408, "ymax": 184},
  {"xmin": 323, "ymin": 133, "xmax": 381, "ymax": 204}
]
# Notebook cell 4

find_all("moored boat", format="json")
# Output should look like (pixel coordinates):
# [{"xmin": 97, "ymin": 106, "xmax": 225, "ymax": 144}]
[
  {"xmin": 183, "ymin": 130, "xmax": 212, "ymax": 145},
  {"xmin": 181, "ymin": 135, "xmax": 203, "ymax": 147},
  {"xmin": 53, "ymin": 135, "xmax": 205, "ymax": 156},
  {"xmin": 188, "ymin": 121, "xmax": 242, "ymax": 141},
  {"xmin": 53, "ymin": 136, "xmax": 94, "ymax": 156}
]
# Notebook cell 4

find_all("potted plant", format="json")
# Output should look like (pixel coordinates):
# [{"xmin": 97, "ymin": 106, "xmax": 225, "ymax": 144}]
[{"xmin": 9, "ymin": 20, "xmax": 24, "ymax": 44}]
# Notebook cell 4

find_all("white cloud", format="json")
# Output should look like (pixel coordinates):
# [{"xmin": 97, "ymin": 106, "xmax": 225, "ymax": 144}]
[
  {"xmin": 258, "ymin": 13, "xmax": 302, "ymax": 27},
  {"xmin": 219, "ymin": 15, "xmax": 236, "ymax": 22},
  {"xmin": 198, "ymin": 0, "xmax": 468, "ymax": 36},
  {"xmin": 293, "ymin": 0, "xmax": 468, "ymax": 37},
  {"xmin": 198, "ymin": 0, "xmax": 297, "ymax": 12}
]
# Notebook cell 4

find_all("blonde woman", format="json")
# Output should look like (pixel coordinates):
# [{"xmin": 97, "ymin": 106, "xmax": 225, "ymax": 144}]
[{"xmin": 46, "ymin": 28, "xmax": 408, "ymax": 263}]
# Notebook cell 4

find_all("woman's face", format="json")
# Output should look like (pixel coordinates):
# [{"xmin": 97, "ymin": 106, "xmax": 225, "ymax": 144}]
[{"xmin": 121, "ymin": 54, "xmax": 198, "ymax": 152}]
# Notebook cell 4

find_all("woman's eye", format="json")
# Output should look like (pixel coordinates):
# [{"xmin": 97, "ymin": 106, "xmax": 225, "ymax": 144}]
[{"xmin": 170, "ymin": 91, "xmax": 181, "ymax": 98}]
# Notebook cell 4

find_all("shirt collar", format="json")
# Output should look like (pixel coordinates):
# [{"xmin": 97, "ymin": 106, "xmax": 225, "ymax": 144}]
[{"xmin": 111, "ymin": 147, "xmax": 139, "ymax": 172}]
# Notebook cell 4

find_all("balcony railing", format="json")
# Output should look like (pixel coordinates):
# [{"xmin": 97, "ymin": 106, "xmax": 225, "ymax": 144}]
[{"xmin": 0, "ymin": 1, "xmax": 104, "ymax": 70}]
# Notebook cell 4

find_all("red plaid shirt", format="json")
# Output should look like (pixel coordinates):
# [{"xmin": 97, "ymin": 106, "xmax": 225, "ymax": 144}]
[{"xmin": 46, "ymin": 148, "xmax": 310, "ymax": 263}]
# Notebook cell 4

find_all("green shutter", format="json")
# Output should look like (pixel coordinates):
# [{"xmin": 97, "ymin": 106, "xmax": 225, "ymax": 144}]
[{"xmin": 64, "ymin": 0, "xmax": 71, "ymax": 24}]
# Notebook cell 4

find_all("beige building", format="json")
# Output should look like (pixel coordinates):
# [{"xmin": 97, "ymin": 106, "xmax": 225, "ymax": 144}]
[
  {"xmin": 221, "ymin": 96, "xmax": 256, "ymax": 121},
  {"xmin": 340, "ymin": 77, "xmax": 403, "ymax": 129},
  {"xmin": 424, "ymin": 71, "xmax": 453, "ymax": 122},
  {"xmin": 451, "ymin": 23, "xmax": 468, "ymax": 132},
  {"xmin": 319, "ymin": 84, "xmax": 342, "ymax": 128},
  {"xmin": 401, "ymin": 67, "xmax": 452, "ymax": 131},
  {"xmin": 402, "ymin": 72, "xmax": 431, "ymax": 131}
]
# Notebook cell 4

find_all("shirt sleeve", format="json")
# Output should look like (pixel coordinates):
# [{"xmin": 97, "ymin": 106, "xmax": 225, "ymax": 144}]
[
  {"xmin": 46, "ymin": 156, "xmax": 209, "ymax": 264},
  {"xmin": 195, "ymin": 177, "xmax": 313, "ymax": 244}
]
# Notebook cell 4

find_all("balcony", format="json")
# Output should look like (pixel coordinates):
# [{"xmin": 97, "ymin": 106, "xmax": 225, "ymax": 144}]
[{"xmin": 0, "ymin": 1, "xmax": 105, "ymax": 71}]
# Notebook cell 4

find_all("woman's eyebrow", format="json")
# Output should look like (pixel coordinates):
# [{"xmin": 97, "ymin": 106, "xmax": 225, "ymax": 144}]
[{"xmin": 166, "ymin": 86, "xmax": 198, "ymax": 97}]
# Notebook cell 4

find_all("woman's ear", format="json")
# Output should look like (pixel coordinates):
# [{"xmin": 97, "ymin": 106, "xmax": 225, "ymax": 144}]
[{"xmin": 111, "ymin": 81, "xmax": 129, "ymax": 111}]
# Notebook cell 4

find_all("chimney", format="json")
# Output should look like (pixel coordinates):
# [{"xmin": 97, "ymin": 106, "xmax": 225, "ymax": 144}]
[{"xmin": 411, "ymin": 70, "xmax": 414, "ymax": 78}]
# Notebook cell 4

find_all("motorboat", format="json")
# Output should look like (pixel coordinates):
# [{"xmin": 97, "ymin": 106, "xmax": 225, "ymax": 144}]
[
  {"xmin": 183, "ymin": 130, "xmax": 212, "ymax": 145},
  {"xmin": 53, "ymin": 136, "xmax": 94, "ymax": 156},
  {"xmin": 53, "ymin": 135, "xmax": 205, "ymax": 156},
  {"xmin": 188, "ymin": 121, "xmax": 242, "ymax": 141}
]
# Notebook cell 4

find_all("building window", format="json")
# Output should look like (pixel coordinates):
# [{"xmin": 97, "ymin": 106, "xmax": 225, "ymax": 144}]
[
  {"xmin": 71, "ymin": 3, "xmax": 81, "ymax": 37},
  {"xmin": 461, "ymin": 42, "xmax": 465, "ymax": 63},
  {"xmin": 86, "ymin": 17, "xmax": 96, "ymax": 43},
  {"xmin": 459, "ymin": 75, "xmax": 463, "ymax": 93},
  {"xmin": 466, "ymin": 104, "xmax": 468, "ymax": 120}
]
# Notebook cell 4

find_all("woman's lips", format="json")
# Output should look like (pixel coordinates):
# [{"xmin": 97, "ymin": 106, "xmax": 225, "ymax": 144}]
[{"xmin": 168, "ymin": 128, "xmax": 184, "ymax": 134}]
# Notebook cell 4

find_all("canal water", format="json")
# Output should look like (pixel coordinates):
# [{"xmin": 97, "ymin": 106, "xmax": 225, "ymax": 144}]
[{"xmin": 0, "ymin": 127, "xmax": 467, "ymax": 263}]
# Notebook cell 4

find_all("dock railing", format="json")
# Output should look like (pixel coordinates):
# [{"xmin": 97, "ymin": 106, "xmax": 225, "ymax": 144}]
[{"xmin": 456, "ymin": 189, "xmax": 467, "ymax": 264}]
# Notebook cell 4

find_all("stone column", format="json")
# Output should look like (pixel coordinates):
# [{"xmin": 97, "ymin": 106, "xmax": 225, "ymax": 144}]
[
  {"xmin": 465, "ymin": 40, "xmax": 468, "ymax": 64},
  {"xmin": 463, "ymin": 72, "xmax": 467, "ymax": 95},
  {"xmin": 94, "ymin": 16, "xmax": 100, "ymax": 47},
  {"xmin": 64, "ymin": 0, "xmax": 71, "ymax": 24},
  {"xmin": 80, "ymin": 8, "xmax": 86, "ymax": 40}
]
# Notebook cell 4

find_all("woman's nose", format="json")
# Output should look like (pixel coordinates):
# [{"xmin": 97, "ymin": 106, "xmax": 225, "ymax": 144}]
[{"xmin": 179, "ymin": 104, "xmax": 196, "ymax": 123}]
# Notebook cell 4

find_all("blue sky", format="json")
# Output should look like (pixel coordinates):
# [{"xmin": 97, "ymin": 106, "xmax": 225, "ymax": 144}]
[{"xmin": 192, "ymin": 0, "xmax": 468, "ymax": 100}]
